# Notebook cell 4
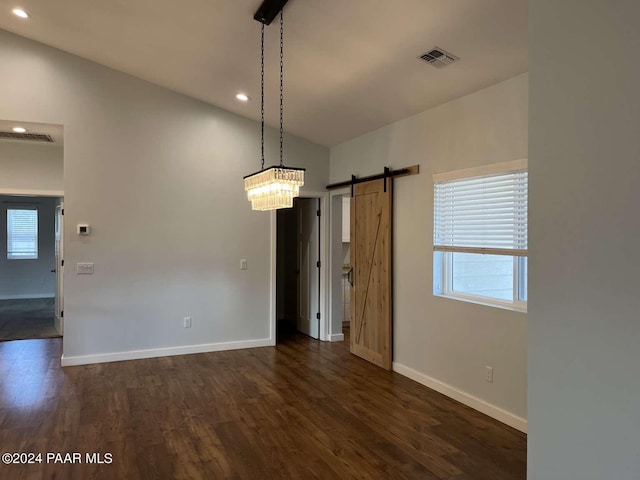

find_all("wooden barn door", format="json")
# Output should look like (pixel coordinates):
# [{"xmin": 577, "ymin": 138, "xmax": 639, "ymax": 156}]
[{"xmin": 350, "ymin": 178, "xmax": 392, "ymax": 370}]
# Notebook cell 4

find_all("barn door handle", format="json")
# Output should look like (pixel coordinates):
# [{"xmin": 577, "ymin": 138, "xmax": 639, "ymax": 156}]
[{"xmin": 347, "ymin": 267, "xmax": 353, "ymax": 286}]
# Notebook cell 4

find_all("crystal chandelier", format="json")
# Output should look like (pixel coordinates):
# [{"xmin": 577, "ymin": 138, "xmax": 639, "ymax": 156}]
[{"xmin": 244, "ymin": 9, "xmax": 305, "ymax": 211}]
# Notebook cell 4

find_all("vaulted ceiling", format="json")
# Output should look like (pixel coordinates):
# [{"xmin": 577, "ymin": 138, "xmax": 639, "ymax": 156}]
[{"xmin": 0, "ymin": 0, "xmax": 528, "ymax": 146}]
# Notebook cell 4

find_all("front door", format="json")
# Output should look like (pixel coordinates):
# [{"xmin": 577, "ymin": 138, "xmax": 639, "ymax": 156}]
[{"xmin": 350, "ymin": 178, "xmax": 392, "ymax": 370}]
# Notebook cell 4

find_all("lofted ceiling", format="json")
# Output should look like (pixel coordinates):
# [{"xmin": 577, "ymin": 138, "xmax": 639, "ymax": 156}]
[{"xmin": 0, "ymin": 0, "xmax": 528, "ymax": 147}]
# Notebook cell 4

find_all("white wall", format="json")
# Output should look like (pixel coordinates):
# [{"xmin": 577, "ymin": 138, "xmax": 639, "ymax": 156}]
[
  {"xmin": 0, "ymin": 142, "xmax": 63, "ymax": 193},
  {"xmin": 529, "ymin": 1, "xmax": 640, "ymax": 478},
  {"xmin": 0, "ymin": 30, "xmax": 329, "ymax": 363},
  {"xmin": 0, "ymin": 196, "xmax": 57, "ymax": 299},
  {"xmin": 330, "ymin": 74, "xmax": 528, "ymax": 429}
]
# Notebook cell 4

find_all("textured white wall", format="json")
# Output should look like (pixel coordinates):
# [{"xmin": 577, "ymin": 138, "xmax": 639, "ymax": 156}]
[
  {"xmin": 0, "ymin": 142, "xmax": 63, "ymax": 192},
  {"xmin": 330, "ymin": 74, "xmax": 528, "ymax": 425},
  {"xmin": 529, "ymin": 1, "xmax": 640, "ymax": 478},
  {"xmin": 0, "ymin": 30, "xmax": 329, "ymax": 361}
]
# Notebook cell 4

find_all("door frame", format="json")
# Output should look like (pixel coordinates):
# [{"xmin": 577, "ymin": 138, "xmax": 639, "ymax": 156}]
[
  {"xmin": 327, "ymin": 187, "xmax": 351, "ymax": 342},
  {"xmin": 54, "ymin": 199, "xmax": 64, "ymax": 335},
  {"xmin": 271, "ymin": 190, "xmax": 330, "ymax": 342},
  {"xmin": 0, "ymin": 187, "xmax": 65, "ymax": 335}
]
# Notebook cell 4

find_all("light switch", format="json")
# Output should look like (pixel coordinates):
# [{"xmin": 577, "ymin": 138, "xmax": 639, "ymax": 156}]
[
  {"xmin": 240, "ymin": 259, "xmax": 248, "ymax": 270},
  {"xmin": 77, "ymin": 263, "xmax": 94, "ymax": 274}
]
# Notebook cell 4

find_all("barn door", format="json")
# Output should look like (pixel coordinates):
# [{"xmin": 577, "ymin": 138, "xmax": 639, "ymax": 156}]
[{"xmin": 350, "ymin": 178, "xmax": 392, "ymax": 370}]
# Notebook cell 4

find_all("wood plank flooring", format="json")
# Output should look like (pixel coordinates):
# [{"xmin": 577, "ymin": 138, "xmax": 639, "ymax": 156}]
[{"xmin": 0, "ymin": 330, "xmax": 526, "ymax": 479}]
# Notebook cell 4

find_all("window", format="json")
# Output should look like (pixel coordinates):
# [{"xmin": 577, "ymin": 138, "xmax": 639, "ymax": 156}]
[
  {"xmin": 433, "ymin": 160, "xmax": 527, "ymax": 311},
  {"xmin": 7, "ymin": 207, "xmax": 38, "ymax": 260}
]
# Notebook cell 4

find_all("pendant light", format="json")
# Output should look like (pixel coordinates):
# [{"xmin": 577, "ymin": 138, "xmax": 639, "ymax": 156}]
[{"xmin": 244, "ymin": 9, "xmax": 305, "ymax": 211}]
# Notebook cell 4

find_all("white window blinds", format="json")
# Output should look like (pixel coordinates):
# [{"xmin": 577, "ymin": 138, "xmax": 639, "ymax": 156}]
[
  {"xmin": 433, "ymin": 161, "xmax": 528, "ymax": 257},
  {"xmin": 7, "ymin": 208, "xmax": 39, "ymax": 260}
]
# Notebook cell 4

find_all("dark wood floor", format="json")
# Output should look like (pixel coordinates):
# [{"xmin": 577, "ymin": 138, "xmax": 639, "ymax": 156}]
[{"xmin": 0, "ymin": 330, "xmax": 526, "ymax": 479}]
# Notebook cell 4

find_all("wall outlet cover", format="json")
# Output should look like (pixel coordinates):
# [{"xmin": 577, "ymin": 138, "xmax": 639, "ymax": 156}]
[{"xmin": 76, "ymin": 263, "xmax": 94, "ymax": 274}]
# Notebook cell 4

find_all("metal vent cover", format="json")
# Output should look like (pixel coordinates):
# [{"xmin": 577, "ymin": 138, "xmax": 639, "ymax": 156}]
[
  {"xmin": 419, "ymin": 47, "xmax": 459, "ymax": 68},
  {"xmin": 0, "ymin": 131, "xmax": 54, "ymax": 142}
]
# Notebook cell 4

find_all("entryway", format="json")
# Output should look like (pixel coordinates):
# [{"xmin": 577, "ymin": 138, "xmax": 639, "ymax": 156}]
[
  {"xmin": 275, "ymin": 195, "xmax": 325, "ymax": 342},
  {"xmin": 0, "ymin": 119, "xmax": 65, "ymax": 343},
  {"xmin": 0, "ymin": 195, "xmax": 64, "ymax": 341}
]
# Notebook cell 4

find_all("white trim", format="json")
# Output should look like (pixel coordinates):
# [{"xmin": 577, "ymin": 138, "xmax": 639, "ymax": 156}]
[
  {"xmin": 301, "ymin": 191, "xmax": 330, "ymax": 341},
  {"xmin": 434, "ymin": 292, "xmax": 527, "ymax": 314},
  {"xmin": 437, "ymin": 250, "xmax": 528, "ymax": 313},
  {"xmin": 328, "ymin": 187, "xmax": 350, "ymax": 341},
  {"xmin": 329, "ymin": 333, "xmax": 344, "ymax": 342},
  {"xmin": 392, "ymin": 362, "xmax": 528, "ymax": 433},
  {"xmin": 269, "ymin": 210, "xmax": 278, "ymax": 346},
  {"xmin": 0, "ymin": 188, "xmax": 64, "ymax": 197},
  {"xmin": 61, "ymin": 337, "xmax": 273, "ymax": 367},
  {"xmin": 432, "ymin": 158, "xmax": 527, "ymax": 183},
  {"xmin": 0, "ymin": 293, "xmax": 55, "ymax": 300}
]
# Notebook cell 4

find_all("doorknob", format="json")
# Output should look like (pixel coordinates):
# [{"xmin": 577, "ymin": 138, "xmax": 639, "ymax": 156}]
[{"xmin": 50, "ymin": 269, "xmax": 56, "ymax": 273}]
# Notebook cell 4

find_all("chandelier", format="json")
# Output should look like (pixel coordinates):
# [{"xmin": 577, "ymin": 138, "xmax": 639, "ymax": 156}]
[{"xmin": 244, "ymin": 6, "xmax": 305, "ymax": 211}]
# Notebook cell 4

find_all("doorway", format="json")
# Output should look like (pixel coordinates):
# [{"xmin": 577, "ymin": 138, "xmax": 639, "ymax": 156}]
[
  {"xmin": 328, "ymin": 178, "xmax": 393, "ymax": 370},
  {"xmin": 0, "ymin": 119, "xmax": 64, "ymax": 342},
  {"xmin": 275, "ymin": 195, "xmax": 326, "ymax": 342},
  {"xmin": 0, "ymin": 195, "xmax": 64, "ymax": 341}
]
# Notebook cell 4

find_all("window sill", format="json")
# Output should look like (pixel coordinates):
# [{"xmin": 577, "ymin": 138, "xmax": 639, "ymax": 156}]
[{"xmin": 433, "ymin": 293, "xmax": 527, "ymax": 314}]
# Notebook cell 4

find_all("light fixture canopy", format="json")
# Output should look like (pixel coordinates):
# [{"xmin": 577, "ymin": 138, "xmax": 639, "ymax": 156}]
[
  {"xmin": 12, "ymin": 126, "xmax": 27, "ymax": 133},
  {"xmin": 244, "ymin": 5, "xmax": 304, "ymax": 211},
  {"xmin": 12, "ymin": 8, "xmax": 30, "ymax": 18}
]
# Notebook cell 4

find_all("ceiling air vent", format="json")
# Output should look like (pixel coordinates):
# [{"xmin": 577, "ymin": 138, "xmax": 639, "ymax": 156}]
[
  {"xmin": 0, "ymin": 131, "xmax": 54, "ymax": 142},
  {"xmin": 419, "ymin": 47, "xmax": 459, "ymax": 68}
]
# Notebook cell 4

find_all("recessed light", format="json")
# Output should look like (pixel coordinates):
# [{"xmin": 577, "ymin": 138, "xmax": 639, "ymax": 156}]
[
  {"xmin": 235, "ymin": 93, "xmax": 251, "ymax": 102},
  {"xmin": 12, "ymin": 127, "xmax": 27, "ymax": 133},
  {"xmin": 12, "ymin": 8, "xmax": 30, "ymax": 19}
]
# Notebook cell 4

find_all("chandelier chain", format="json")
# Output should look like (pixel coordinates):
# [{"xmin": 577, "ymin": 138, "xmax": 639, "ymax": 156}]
[
  {"xmin": 279, "ymin": 10, "xmax": 284, "ymax": 166},
  {"xmin": 260, "ymin": 23, "xmax": 265, "ymax": 170}
]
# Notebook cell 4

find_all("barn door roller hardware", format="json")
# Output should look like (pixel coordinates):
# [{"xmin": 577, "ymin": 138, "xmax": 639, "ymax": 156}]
[{"xmin": 326, "ymin": 165, "xmax": 421, "ymax": 195}]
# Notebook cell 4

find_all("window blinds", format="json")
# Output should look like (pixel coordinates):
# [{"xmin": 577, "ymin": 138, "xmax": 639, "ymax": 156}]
[
  {"xmin": 434, "ymin": 165, "xmax": 527, "ymax": 257},
  {"xmin": 7, "ymin": 208, "xmax": 38, "ymax": 259}
]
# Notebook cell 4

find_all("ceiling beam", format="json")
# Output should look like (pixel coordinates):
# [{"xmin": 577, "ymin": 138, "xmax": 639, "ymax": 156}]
[{"xmin": 253, "ymin": 0, "xmax": 289, "ymax": 25}]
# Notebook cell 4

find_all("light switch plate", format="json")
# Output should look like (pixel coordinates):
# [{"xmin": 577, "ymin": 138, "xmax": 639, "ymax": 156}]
[
  {"xmin": 77, "ymin": 263, "xmax": 94, "ymax": 274},
  {"xmin": 240, "ymin": 259, "xmax": 248, "ymax": 270}
]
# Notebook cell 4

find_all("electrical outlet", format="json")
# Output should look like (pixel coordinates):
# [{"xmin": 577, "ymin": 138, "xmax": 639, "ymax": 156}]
[
  {"xmin": 485, "ymin": 366, "xmax": 494, "ymax": 383},
  {"xmin": 183, "ymin": 317, "xmax": 192, "ymax": 328}
]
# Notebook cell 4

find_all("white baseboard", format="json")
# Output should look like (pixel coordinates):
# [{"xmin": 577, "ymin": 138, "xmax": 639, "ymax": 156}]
[
  {"xmin": 61, "ymin": 337, "xmax": 275, "ymax": 367},
  {"xmin": 0, "ymin": 294, "xmax": 55, "ymax": 300},
  {"xmin": 329, "ymin": 333, "xmax": 345, "ymax": 342},
  {"xmin": 392, "ymin": 362, "xmax": 527, "ymax": 433}
]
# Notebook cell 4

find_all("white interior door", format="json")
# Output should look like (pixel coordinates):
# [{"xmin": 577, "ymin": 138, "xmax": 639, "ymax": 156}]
[
  {"xmin": 54, "ymin": 200, "xmax": 64, "ymax": 335},
  {"xmin": 297, "ymin": 198, "xmax": 320, "ymax": 339}
]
